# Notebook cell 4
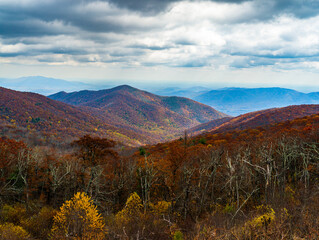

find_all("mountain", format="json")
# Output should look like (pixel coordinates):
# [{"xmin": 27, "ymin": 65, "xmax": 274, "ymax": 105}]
[
  {"xmin": 49, "ymin": 85, "xmax": 228, "ymax": 143},
  {"xmin": 189, "ymin": 104, "xmax": 319, "ymax": 136},
  {"xmin": 0, "ymin": 76, "xmax": 103, "ymax": 95},
  {"xmin": 0, "ymin": 87, "xmax": 147, "ymax": 146},
  {"xmin": 194, "ymin": 87, "xmax": 319, "ymax": 116},
  {"xmin": 154, "ymin": 86, "xmax": 210, "ymax": 98}
]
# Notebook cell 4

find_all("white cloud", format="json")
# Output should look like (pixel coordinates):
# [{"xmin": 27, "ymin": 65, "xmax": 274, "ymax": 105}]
[{"xmin": 1, "ymin": 0, "xmax": 319, "ymax": 89}]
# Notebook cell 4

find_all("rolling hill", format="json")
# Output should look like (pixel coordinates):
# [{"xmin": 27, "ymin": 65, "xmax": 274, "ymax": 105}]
[
  {"xmin": 188, "ymin": 104, "xmax": 319, "ymax": 136},
  {"xmin": 194, "ymin": 87, "xmax": 319, "ymax": 116}
]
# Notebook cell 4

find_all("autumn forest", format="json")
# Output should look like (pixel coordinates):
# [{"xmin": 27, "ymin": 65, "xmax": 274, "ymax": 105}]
[{"xmin": 0, "ymin": 86, "xmax": 319, "ymax": 239}]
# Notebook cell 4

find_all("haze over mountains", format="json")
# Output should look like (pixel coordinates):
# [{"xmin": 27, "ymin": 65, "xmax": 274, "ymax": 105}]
[
  {"xmin": 154, "ymin": 86, "xmax": 210, "ymax": 99},
  {"xmin": 2, "ymin": 76, "xmax": 319, "ymax": 116},
  {"xmin": 1, "ymin": 76, "xmax": 319, "ymax": 147},
  {"xmin": 0, "ymin": 76, "xmax": 108, "ymax": 95},
  {"xmin": 193, "ymin": 88, "xmax": 319, "ymax": 116},
  {"xmin": 157, "ymin": 87, "xmax": 319, "ymax": 116}
]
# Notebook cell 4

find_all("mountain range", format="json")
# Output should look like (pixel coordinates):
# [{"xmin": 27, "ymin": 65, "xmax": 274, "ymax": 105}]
[
  {"xmin": 0, "ymin": 87, "xmax": 146, "ymax": 146},
  {"xmin": 0, "ymin": 85, "xmax": 227, "ymax": 146},
  {"xmin": 0, "ymin": 76, "xmax": 107, "ymax": 95},
  {"xmin": 193, "ymin": 87, "xmax": 319, "ymax": 116},
  {"xmin": 1, "ymin": 79, "xmax": 319, "ymax": 146},
  {"xmin": 154, "ymin": 86, "xmax": 210, "ymax": 99},
  {"xmin": 2, "ymin": 76, "xmax": 319, "ymax": 116},
  {"xmin": 49, "ymin": 85, "xmax": 227, "ymax": 144}
]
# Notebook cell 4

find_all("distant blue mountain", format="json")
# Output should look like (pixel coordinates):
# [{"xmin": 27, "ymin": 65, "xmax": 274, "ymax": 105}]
[
  {"xmin": 0, "ymin": 76, "xmax": 105, "ymax": 95},
  {"xmin": 154, "ymin": 86, "xmax": 210, "ymax": 98},
  {"xmin": 194, "ymin": 87, "xmax": 319, "ymax": 116}
]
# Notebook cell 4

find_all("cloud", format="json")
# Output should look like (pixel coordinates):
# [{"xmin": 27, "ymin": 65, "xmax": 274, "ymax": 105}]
[
  {"xmin": 107, "ymin": 0, "xmax": 319, "ymax": 20},
  {"xmin": 107, "ymin": 0, "xmax": 251, "ymax": 13},
  {"xmin": 0, "ymin": 0, "xmax": 319, "ymax": 74},
  {"xmin": 271, "ymin": 0, "xmax": 319, "ymax": 19}
]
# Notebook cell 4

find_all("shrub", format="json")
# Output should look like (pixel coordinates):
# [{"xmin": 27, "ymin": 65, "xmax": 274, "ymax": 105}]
[
  {"xmin": 173, "ymin": 230, "xmax": 184, "ymax": 240},
  {"xmin": 22, "ymin": 206, "xmax": 57, "ymax": 239},
  {"xmin": 0, "ymin": 223, "xmax": 30, "ymax": 240},
  {"xmin": 0, "ymin": 204, "xmax": 27, "ymax": 225}
]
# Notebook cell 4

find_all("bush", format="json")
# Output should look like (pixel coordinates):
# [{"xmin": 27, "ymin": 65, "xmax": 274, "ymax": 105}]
[
  {"xmin": 22, "ymin": 206, "xmax": 57, "ymax": 239},
  {"xmin": 0, "ymin": 204, "xmax": 27, "ymax": 225},
  {"xmin": 173, "ymin": 231, "xmax": 184, "ymax": 240},
  {"xmin": 0, "ymin": 223, "xmax": 30, "ymax": 240}
]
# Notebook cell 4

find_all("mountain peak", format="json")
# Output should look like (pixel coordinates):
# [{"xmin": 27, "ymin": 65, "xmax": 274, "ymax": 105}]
[
  {"xmin": 48, "ymin": 85, "xmax": 227, "ymax": 144},
  {"xmin": 112, "ymin": 85, "xmax": 138, "ymax": 92}
]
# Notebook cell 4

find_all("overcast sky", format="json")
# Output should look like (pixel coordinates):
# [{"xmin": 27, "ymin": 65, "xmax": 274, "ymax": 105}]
[{"xmin": 1, "ymin": 0, "xmax": 319, "ymax": 90}]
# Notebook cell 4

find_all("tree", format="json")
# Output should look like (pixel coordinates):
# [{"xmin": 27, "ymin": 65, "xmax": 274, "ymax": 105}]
[
  {"xmin": 72, "ymin": 135, "xmax": 119, "ymax": 196},
  {"xmin": 50, "ymin": 192, "xmax": 105, "ymax": 239},
  {"xmin": 72, "ymin": 135, "xmax": 118, "ymax": 167}
]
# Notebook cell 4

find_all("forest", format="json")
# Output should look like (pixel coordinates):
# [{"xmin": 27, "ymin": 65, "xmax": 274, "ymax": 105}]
[
  {"xmin": 0, "ymin": 111, "xmax": 319, "ymax": 239},
  {"xmin": 2, "ymin": 0, "xmax": 319, "ymax": 237}
]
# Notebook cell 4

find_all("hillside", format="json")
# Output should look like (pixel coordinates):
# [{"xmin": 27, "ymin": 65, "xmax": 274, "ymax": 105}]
[
  {"xmin": 194, "ymin": 87, "xmax": 319, "ymax": 116},
  {"xmin": 0, "ymin": 87, "xmax": 148, "ymax": 146},
  {"xmin": 125, "ymin": 105, "xmax": 319, "ymax": 239},
  {"xmin": 2, "ymin": 88, "xmax": 319, "ymax": 239},
  {"xmin": 187, "ymin": 117, "xmax": 233, "ymax": 136},
  {"xmin": 49, "ymin": 85, "xmax": 228, "ymax": 142},
  {"xmin": 188, "ymin": 104, "xmax": 319, "ymax": 136}
]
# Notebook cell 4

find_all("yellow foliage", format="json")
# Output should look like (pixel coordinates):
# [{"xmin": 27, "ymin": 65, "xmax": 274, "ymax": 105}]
[
  {"xmin": 285, "ymin": 185, "xmax": 301, "ymax": 205},
  {"xmin": 1, "ymin": 204, "xmax": 27, "ymax": 225},
  {"xmin": 247, "ymin": 205, "xmax": 275, "ymax": 228},
  {"xmin": 50, "ymin": 192, "xmax": 105, "ymax": 240},
  {"xmin": 115, "ymin": 192, "xmax": 143, "ymax": 224},
  {"xmin": 22, "ymin": 206, "xmax": 57, "ymax": 239},
  {"xmin": 150, "ymin": 201, "xmax": 171, "ymax": 215},
  {"xmin": 0, "ymin": 223, "xmax": 30, "ymax": 240}
]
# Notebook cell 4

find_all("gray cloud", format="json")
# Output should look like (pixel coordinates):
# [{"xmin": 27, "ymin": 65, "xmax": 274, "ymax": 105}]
[
  {"xmin": 107, "ymin": 0, "xmax": 251, "ymax": 13},
  {"xmin": 108, "ymin": 0, "xmax": 319, "ymax": 19},
  {"xmin": 1, "ymin": 0, "xmax": 318, "ymax": 40},
  {"xmin": 0, "ymin": 0, "xmax": 159, "ymax": 39},
  {"xmin": 272, "ymin": 0, "xmax": 319, "ymax": 19},
  {"xmin": 107, "ymin": 0, "xmax": 179, "ymax": 13},
  {"xmin": 1, "ymin": 0, "xmax": 319, "ymax": 72}
]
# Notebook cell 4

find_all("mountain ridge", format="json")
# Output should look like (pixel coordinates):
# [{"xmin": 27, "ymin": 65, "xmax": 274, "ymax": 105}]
[
  {"xmin": 194, "ymin": 87, "xmax": 319, "ymax": 116},
  {"xmin": 0, "ymin": 86, "xmax": 228, "ymax": 146},
  {"xmin": 49, "ymin": 85, "xmax": 227, "ymax": 124},
  {"xmin": 0, "ymin": 86, "xmax": 146, "ymax": 146},
  {"xmin": 49, "ymin": 85, "xmax": 228, "ymax": 144},
  {"xmin": 188, "ymin": 104, "xmax": 319, "ymax": 136}
]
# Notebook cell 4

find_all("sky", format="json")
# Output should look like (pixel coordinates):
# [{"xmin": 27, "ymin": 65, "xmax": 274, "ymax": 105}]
[{"xmin": 1, "ymin": 0, "xmax": 319, "ymax": 91}]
